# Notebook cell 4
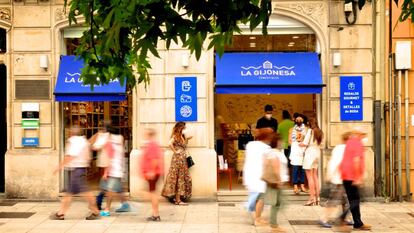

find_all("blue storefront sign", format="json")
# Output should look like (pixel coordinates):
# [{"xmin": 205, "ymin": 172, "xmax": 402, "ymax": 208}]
[
  {"xmin": 54, "ymin": 55, "xmax": 127, "ymax": 102},
  {"xmin": 22, "ymin": 137, "xmax": 39, "ymax": 147},
  {"xmin": 215, "ymin": 52, "xmax": 324, "ymax": 94},
  {"xmin": 340, "ymin": 76, "xmax": 363, "ymax": 121},
  {"xmin": 175, "ymin": 77, "xmax": 197, "ymax": 122}
]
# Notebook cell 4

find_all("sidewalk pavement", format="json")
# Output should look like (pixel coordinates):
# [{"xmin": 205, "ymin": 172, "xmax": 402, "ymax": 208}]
[{"xmin": 0, "ymin": 198, "xmax": 414, "ymax": 233}]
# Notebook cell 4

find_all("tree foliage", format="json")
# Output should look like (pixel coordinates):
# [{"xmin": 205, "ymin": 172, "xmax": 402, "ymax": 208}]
[
  {"xmin": 394, "ymin": 0, "xmax": 414, "ymax": 23},
  {"xmin": 64, "ymin": 0, "xmax": 272, "ymax": 88}
]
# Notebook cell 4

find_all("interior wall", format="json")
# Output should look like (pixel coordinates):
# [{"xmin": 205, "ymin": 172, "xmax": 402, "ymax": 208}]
[{"xmin": 215, "ymin": 94, "xmax": 314, "ymax": 126}]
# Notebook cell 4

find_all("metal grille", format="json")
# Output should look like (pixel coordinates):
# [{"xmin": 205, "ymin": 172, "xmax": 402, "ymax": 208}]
[
  {"xmin": 218, "ymin": 203, "xmax": 236, "ymax": 207},
  {"xmin": 0, "ymin": 202, "xmax": 16, "ymax": 206},
  {"xmin": 288, "ymin": 220, "xmax": 320, "ymax": 225},
  {"xmin": 0, "ymin": 212, "xmax": 35, "ymax": 218},
  {"xmin": 15, "ymin": 80, "xmax": 49, "ymax": 100}
]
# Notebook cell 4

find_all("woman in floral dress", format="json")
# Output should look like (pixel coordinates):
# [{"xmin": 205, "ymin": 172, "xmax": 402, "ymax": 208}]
[{"xmin": 161, "ymin": 122, "xmax": 192, "ymax": 205}]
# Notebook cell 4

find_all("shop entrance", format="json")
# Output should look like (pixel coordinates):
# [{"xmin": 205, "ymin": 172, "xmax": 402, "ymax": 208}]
[
  {"xmin": 215, "ymin": 34, "xmax": 323, "ymax": 191},
  {"xmin": 58, "ymin": 35, "xmax": 132, "ymax": 192},
  {"xmin": 0, "ymin": 64, "xmax": 6, "ymax": 192}
]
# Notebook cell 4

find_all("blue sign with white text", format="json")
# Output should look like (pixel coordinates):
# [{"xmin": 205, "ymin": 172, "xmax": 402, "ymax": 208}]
[
  {"xmin": 22, "ymin": 137, "xmax": 39, "ymax": 147},
  {"xmin": 175, "ymin": 77, "xmax": 197, "ymax": 122},
  {"xmin": 340, "ymin": 76, "xmax": 363, "ymax": 121},
  {"xmin": 54, "ymin": 55, "xmax": 127, "ymax": 102},
  {"xmin": 215, "ymin": 52, "xmax": 324, "ymax": 94}
]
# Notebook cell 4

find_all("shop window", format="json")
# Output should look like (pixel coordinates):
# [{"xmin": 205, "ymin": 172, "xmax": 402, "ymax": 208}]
[{"xmin": 63, "ymin": 96, "xmax": 132, "ymax": 190}]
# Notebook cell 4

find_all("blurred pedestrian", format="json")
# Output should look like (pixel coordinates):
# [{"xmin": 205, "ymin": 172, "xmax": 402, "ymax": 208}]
[
  {"xmin": 50, "ymin": 126, "xmax": 100, "ymax": 220},
  {"xmin": 339, "ymin": 127, "xmax": 371, "ymax": 231},
  {"xmin": 277, "ymin": 110, "xmax": 295, "ymax": 164},
  {"xmin": 99, "ymin": 126, "xmax": 130, "ymax": 216},
  {"xmin": 301, "ymin": 118, "xmax": 323, "ymax": 206},
  {"xmin": 243, "ymin": 127, "xmax": 273, "ymax": 226},
  {"xmin": 89, "ymin": 121, "xmax": 111, "ymax": 210},
  {"xmin": 162, "ymin": 122, "xmax": 192, "ymax": 205},
  {"xmin": 319, "ymin": 132, "xmax": 352, "ymax": 228},
  {"xmin": 140, "ymin": 128, "xmax": 164, "ymax": 221},
  {"xmin": 263, "ymin": 133, "xmax": 288, "ymax": 233},
  {"xmin": 256, "ymin": 104, "xmax": 278, "ymax": 132},
  {"xmin": 289, "ymin": 114, "xmax": 307, "ymax": 194}
]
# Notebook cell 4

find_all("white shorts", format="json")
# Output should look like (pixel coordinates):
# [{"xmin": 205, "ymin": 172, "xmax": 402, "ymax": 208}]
[{"xmin": 303, "ymin": 147, "xmax": 320, "ymax": 170}]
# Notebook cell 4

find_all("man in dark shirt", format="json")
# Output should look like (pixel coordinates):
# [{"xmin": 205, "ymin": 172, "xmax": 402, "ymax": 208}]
[{"xmin": 256, "ymin": 104, "xmax": 278, "ymax": 132}]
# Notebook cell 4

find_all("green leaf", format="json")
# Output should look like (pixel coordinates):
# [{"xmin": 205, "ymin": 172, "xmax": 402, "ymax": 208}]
[
  {"xmin": 103, "ymin": 9, "xmax": 115, "ymax": 28},
  {"xmin": 66, "ymin": 0, "xmax": 272, "ymax": 88}
]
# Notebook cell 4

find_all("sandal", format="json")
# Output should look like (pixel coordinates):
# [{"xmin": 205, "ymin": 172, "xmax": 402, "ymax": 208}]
[
  {"xmin": 50, "ymin": 212, "xmax": 64, "ymax": 220},
  {"xmin": 174, "ymin": 200, "xmax": 189, "ymax": 206},
  {"xmin": 146, "ymin": 216, "xmax": 161, "ymax": 221}
]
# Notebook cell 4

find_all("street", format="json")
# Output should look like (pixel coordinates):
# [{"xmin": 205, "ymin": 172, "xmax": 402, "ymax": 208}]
[{"xmin": 0, "ymin": 197, "xmax": 413, "ymax": 233}]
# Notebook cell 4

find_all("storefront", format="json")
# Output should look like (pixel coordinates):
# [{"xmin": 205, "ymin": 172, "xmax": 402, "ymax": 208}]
[
  {"xmin": 3, "ymin": 1, "xmax": 381, "ymax": 199},
  {"xmin": 54, "ymin": 55, "xmax": 132, "ymax": 191},
  {"xmin": 215, "ymin": 51, "xmax": 324, "ymax": 190}
]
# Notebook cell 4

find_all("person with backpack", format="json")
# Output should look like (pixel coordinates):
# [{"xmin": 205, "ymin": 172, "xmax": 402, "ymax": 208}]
[{"xmin": 262, "ymin": 133, "xmax": 289, "ymax": 233}]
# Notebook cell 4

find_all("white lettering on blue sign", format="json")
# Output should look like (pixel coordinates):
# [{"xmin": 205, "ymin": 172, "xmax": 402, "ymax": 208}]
[
  {"xmin": 64, "ymin": 72, "xmax": 120, "ymax": 87},
  {"xmin": 240, "ymin": 60, "xmax": 296, "ymax": 78}
]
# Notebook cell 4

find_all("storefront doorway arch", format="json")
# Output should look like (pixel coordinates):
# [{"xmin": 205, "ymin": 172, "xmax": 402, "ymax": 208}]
[{"xmin": 214, "ymin": 9, "xmax": 329, "ymax": 192}]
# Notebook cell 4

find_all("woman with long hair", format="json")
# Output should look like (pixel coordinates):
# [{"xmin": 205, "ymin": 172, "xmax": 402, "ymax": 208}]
[
  {"xmin": 161, "ymin": 122, "xmax": 192, "ymax": 205},
  {"xmin": 301, "ymin": 117, "xmax": 323, "ymax": 206}
]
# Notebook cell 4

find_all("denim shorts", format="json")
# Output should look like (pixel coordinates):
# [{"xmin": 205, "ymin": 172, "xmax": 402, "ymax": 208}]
[{"xmin": 101, "ymin": 177, "xmax": 123, "ymax": 193}]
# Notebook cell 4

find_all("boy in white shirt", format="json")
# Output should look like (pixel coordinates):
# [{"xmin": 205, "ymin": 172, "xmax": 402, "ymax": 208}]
[{"xmin": 51, "ymin": 126, "xmax": 100, "ymax": 220}]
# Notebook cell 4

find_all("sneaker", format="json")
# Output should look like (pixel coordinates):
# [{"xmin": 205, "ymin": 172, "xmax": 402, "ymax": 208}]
[
  {"xmin": 319, "ymin": 220, "xmax": 332, "ymax": 228},
  {"xmin": 85, "ymin": 213, "xmax": 100, "ymax": 220},
  {"xmin": 49, "ymin": 212, "xmax": 64, "ymax": 220},
  {"xmin": 100, "ymin": 210, "xmax": 110, "ymax": 217},
  {"xmin": 354, "ymin": 224, "xmax": 371, "ymax": 231},
  {"xmin": 146, "ymin": 216, "xmax": 161, "ymax": 222},
  {"xmin": 115, "ymin": 202, "xmax": 131, "ymax": 212}
]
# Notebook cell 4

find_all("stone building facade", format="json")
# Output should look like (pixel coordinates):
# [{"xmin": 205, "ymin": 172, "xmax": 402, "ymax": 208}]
[{"xmin": 0, "ymin": 0, "xmax": 385, "ymax": 199}]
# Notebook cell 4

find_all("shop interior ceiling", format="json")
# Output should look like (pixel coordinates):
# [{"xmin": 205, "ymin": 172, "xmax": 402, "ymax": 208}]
[{"xmin": 225, "ymin": 34, "xmax": 316, "ymax": 52}]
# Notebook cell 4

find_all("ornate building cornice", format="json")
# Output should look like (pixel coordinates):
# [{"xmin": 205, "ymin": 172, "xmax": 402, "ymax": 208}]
[
  {"xmin": 55, "ymin": 7, "xmax": 68, "ymax": 22},
  {"xmin": 0, "ymin": 8, "xmax": 11, "ymax": 23},
  {"xmin": 275, "ymin": 2, "xmax": 327, "ymax": 29}
]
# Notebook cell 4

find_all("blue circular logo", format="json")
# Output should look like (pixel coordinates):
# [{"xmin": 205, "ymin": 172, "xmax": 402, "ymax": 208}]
[{"xmin": 180, "ymin": 105, "xmax": 192, "ymax": 118}]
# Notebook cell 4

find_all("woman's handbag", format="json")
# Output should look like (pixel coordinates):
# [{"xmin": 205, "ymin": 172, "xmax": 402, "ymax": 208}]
[
  {"xmin": 186, "ymin": 155, "xmax": 195, "ymax": 168},
  {"xmin": 261, "ymin": 157, "xmax": 280, "ymax": 188}
]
